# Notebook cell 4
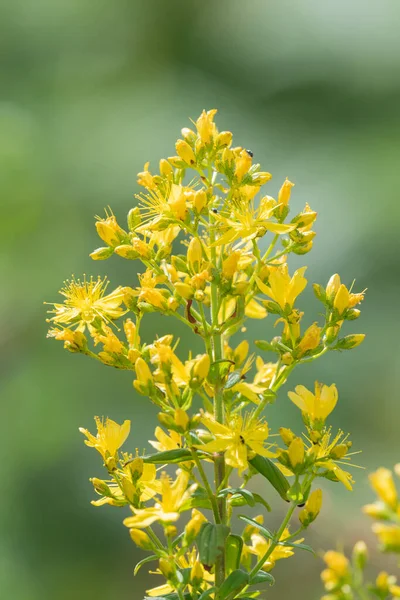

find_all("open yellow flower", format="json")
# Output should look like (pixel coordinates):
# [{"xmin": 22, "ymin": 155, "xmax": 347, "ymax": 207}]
[
  {"xmin": 256, "ymin": 263, "xmax": 307, "ymax": 311},
  {"xmin": 79, "ymin": 417, "xmax": 130, "ymax": 461},
  {"xmin": 247, "ymin": 528, "xmax": 303, "ymax": 571},
  {"xmin": 196, "ymin": 414, "xmax": 273, "ymax": 474},
  {"xmin": 288, "ymin": 382, "xmax": 338, "ymax": 423},
  {"xmin": 369, "ymin": 467, "xmax": 398, "ymax": 509},
  {"xmin": 123, "ymin": 469, "xmax": 196, "ymax": 529},
  {"xmin": 47, "ymin": 276, "xmax": 126, "ymax": 330},
  {"xmin": 91, "ymin": 463, "xmax": 161, "ymax": 506},
  {"xmin": 212, "ymin": 197, "xmax": 295, "ymax": 247},
  {"xmin": 149, "ymin": 427, "xmax": 182, "ymax": 452}
]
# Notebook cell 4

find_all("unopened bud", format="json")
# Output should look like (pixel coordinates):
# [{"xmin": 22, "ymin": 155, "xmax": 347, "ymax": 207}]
[
  {"xmin": 127, "ymin": 207, "xmax": 141, "ymax": 231},
  {"xmin": 279, "ymin": 427, "xmax": 296, "ymax": 447},
  {"xmin": 288, "ymin": 437, "xmax": 305, "ymax": 469},
  {"xmin": 278, "ymin": 178, "xmax": 295, "ymax": 207},
  {"xmin": 90, "ymin": 247, "xmax": 114, "ymax": 261},
  {"xmin": 176, "ymin": 139, "xmax": 196, "ymax": 165},
  {"xmin": 352, "ymin": 541, "xmax": 368, "ymax": 570},
  {"xmin": 217, "ymin": 131, "xmax": 233, "ymax": 147},
  {"xmin": 194, "ymin": 189, "xmax": 207, "ymax": 213},
  {"xmin": 130, "ymin": 528, "xmax": 153, "ymax": 550},
  {"xmin": 90, "ymin": 478, "xmax": 112, "ymax": 496},
  {"xmin": 334, "ymin": 334, "xmax": 365, "ymax": 350},
  {"xmin": 187, "ymin": 237, "xmax": 203, "ymax": 272}
]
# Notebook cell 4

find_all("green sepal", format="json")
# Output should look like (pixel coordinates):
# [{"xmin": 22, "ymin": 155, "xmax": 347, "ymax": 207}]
[
  {"xmin": 225, "ymin": 534, "xmax": 244, "ymax": 574},
  {"xmin": 249, "ymin": 455, "xmax": 290, "ymax": 501},
  {"xmin": 207, "ymin": 359, "xmax": 234, "ymax": 386},
  {"xmin": 197, "ymin": 523, "xmax": 230, "ymax": 568}
]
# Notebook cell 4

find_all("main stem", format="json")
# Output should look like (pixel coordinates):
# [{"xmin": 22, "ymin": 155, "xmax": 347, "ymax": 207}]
[{"xmin": 210, "ymin": 207, "xmax": 227, "ymax": 592}]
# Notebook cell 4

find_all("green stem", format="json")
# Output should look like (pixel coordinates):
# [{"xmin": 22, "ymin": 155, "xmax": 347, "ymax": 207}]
[
  {"xmin": 249, "ymin": 501, "xmax": 297, "ymax": 579},
  {"xmin": 189, "ymin": 447, "xmax": 221, "ymax": 524}
]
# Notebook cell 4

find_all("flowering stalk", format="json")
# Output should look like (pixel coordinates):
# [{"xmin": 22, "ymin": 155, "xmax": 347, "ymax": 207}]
[{"xmin": 46, "ymin": 109, "xmax": 367, "ymax": 600}]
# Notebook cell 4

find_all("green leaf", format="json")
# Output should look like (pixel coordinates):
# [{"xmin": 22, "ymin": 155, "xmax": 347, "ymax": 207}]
[
  {"xmin": 254, "ymin": 340, "xmax": 275, "ymax": 352},
  {"xmin": 218, "ymin": 488, "xmax": 255, "ymax": 507},
  {"xmin": 225, "ymin": 534, "xmax": 244, "ymax": 574},
  {"xmin": 249, "ymin": 455, "xmax": 290, "ymax": 501},
  {"xmin": 180, "ymin": 487, "xmax": 212, "ymax": 511},
  {"xmin": 279, "ymin": 541, "xmax": 315, "ymax": 554},
  {"xmin": 134, "ymin": 555, "xmax": 158, "ymax": 576},
  {"xmin": 238, "ymin": 515, "xmax": 274, "ymax": 540},
  {"xmin": 249, "ymin": 570, "xmax": 275, "ymax": 586},
  {"xmin": 197, "ymin": 523, "xmax": 230, "ymax": 568},
  {"xmin": 218, "ymin": 569, "xmax": 249, "ymax": 600},
  {"xmin": 198, "ymin": 589, "xmax": 216, "ymax": 600},
  {"xmin": 224, "ymin": 369, "xmax": 242, "ymax": 389},
  {"xmin": 252, "ymin": 493, "xmax": 272, "ymax": 512},
  {"xmin": 142, "ymin": 448, "xmax": 196, "ymax": 464}
]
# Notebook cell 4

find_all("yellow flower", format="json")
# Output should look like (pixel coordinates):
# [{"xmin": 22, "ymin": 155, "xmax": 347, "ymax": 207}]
[
  {"xmin": 369, "ymin": 467, "xmax": 398, "ymax": 509},
  {"xmin": 137, "ymin": 161, "xmax": 157, "ymax": 189},
  {"xmin": 195, "ymin": 109, "xmax": 217, "ymax": 144},
  {"xmin": 212, "ymin": 197, "xmax": 295, "ymax": 246},
  {"xmin": 149, "ymin": 427, "xmax": 181, "ymax": 452},
  {"xmin": 79, "ymin": 417, "xmax": 130, "ymax": 461},
  {"xmin": 126, "ymin": 269, "xmax": 168, "ymax": 310},
  {"xmin": 256, "ymin": 264, "xmax": 307, "ymax": 311},
  {"xmin": 297, "ymin": 322, "xmax": 321, "ymax": 355},
  {"xmin": 288, "ymin": 381, "xmax": 338, "ymax": 423},
  {"xmin": 196, "ymin": 414, "xmax": 273, "ymax": 475},
  {"xmin": 46, "ymin": 276, "xmax": 126, "ymax": 330},
  {"xmin": 95, "ymin": 209, "xmax": 127, "ymax": 247},
  {"xmin": 309, "ymin": 429, "xmax": 355, "ymax": 490},
  {"xmin": 372, "ymin": 524, "xmax": 400, "ymax": 552},
  {"xmin": 123, "ymin": 469, "xmax": 196, "ymax": 528},
  {"xmin": 247, "ymin": 528, "xmax": 302, "ymax": 571},
  {"xmin": 235, "ymin": 149, "xmax": 252, "ymax": 182},
  {"xmin": 176, "ymin": 139, "xmax": 196, "ymax": 165},
  {"xmin": 92, "ymin": 462, "xmax": 161, "ymax": 506},
  {"xmin": 321, "ymin": 550, "xmax": 350, "ymax": 591},
  {"xmin": 46, "ymin": 327, "xmax": 87, "ymax": 352},
  {"xmin": 299, "ymin": 489, "xmax": 323, "ymax": 525}
]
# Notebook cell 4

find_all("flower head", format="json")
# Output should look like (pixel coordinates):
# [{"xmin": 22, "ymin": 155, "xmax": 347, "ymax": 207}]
[
  {"xmin": 79, "ymin": 417, "xmax": 130, "ymax": 461},
  {"xmin": 196, "ymin": 413, "xmax": 273, "ymax": 474},
  {"xmin": 288, "ymin": 382, "xmax": 338, "ymax": 425},
  {"xmin": 47, "ymin": 276, "xmax": 125, "ymax": 330}
]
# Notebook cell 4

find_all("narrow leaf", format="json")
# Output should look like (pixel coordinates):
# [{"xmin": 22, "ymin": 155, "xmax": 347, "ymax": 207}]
[
  {"xmin": 142, "ymin": 448, "xmax": 196, "ymax": 464},
  {"xmin": 219, "ymin": 569, "xmax": 249, "ymax": 599},
  {"xmin": 238, "ymin": 515, "xmax": 274, "ymax": 540},
  {"xmin": 134, "ymin": 555, "xmax": 158, "ymax": 576},
  {"xmin": 249, "ymin": 455, "xmax": 290, "ymax": 501}
]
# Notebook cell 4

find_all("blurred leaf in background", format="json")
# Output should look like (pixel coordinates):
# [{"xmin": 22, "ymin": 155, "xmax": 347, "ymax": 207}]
[{"xmin": 1, "ymin": 0, "xmax": 399, "ymax": 598}]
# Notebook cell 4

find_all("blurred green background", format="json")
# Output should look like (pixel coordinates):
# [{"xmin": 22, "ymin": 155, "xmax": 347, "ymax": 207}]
[{"xmin": 2, "ymin": 1, "xmax": 399, "ymax": 598}]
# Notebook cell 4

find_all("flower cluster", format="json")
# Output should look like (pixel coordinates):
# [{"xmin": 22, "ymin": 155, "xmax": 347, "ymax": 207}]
[
  {"xmin": 320, "ymin": 466, "xmax": 400, "ymax": 600},
  {"xmin": 46, "ymin": 109, "xmax": 367, "ymax": 600}
]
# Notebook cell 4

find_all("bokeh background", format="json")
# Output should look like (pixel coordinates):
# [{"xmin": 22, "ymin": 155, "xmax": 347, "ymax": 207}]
[{"xmin": 2, "ymin": 1, "xmax": 400, "ymax": 598}]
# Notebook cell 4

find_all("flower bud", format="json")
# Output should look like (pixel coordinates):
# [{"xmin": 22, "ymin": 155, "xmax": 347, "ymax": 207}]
[
  {"xmin": 288, "ymin": 437, "xmax": 305, "ymax": 469},
  {"xmin": 174, "ymin": 282, "xmax": 194, "ymax": 300},
  {"xmin": 334, "ymin": 334, "xmax": 366, "ymax": 350},
  {"xmin": 176, "ymin": 139, "xmax": 196, "ymax": 165},
  {"xmin": 133, "ymin": 357, "xmax": 154, "ymax": 395},
  {"xmin": 279, "ymin": 427, "xmax": 296, "ymax": 446},
  {"xmin": 352, "ymin": 541, "xmax": 368, "ymax": 570},
  {"xmin": 326, "ymin": 274, "xmax": 341, "ymax": 301},
  {"xmin": 181, "ymin": 127, "xmax": 196, "ymax": 141},
  {"xmin": 196, "ymin": 109, "xmax": 217, "ymax": 144},
  {"xmin": 175, "ymin": 408, "xmax": 189, "ymax": 431},
  {"xmin": 128, "ymin": 457, "xmax": 144, "ymax": 481},
  {"xmin": 299, "ymin": 489, "xmax": 322, "ymax": 526},
  {"xmin": 235, "ymin": 149, "xmax": 252, "ymax": 182},
  {"xmin": 334, "ymin": 284, "xmax": 350, "ymax": 315},
  {"xmin": 217, "ymin": 131, "xmax": 233, "ymax": 147},
  {"xmin": 191, "ymin": 561, "xmax": 204, "ymax": 586},
  {"xmin": 130, "ymin": 529, "xmax": 153, "ymax": 550},
  {"xmin": 95, "ymin": 215, "xmax": 126, "ymax": 247},
  {"xmin": 90, "ymin": 477, "xmax": 112, "ymax": 496},
  {"xmin": 187, "ymin": 237, "xmax": 203, "ymax": 272},
  {"xmin": 90, "ymin": 247, "xmax": 114, "ymax": 261},
  {"xmin": 159, "ymin": 558, "xmax": 176, "ymax": 580},
  {"xmin": 193, "ymin": 354, "xmax": 210, "ymax": 381},
  {"xmin": 194, "ymin": 189, "xmax": 207, "ymax": 213},
  {"xmin": 278, "ymin": 178, "xmax": 295, "ymax": 207},
  {"xmin": 159, "ymin": 158, "xmax": 173, "ymax": 177},
  {"xmin": 185, "ymin": 509, "xmax": 207, "ymax": 544}
]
